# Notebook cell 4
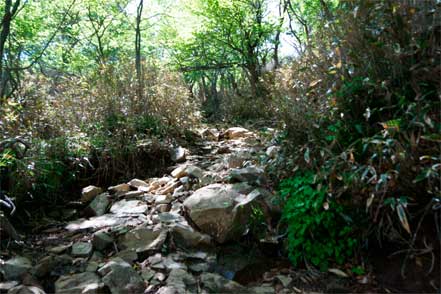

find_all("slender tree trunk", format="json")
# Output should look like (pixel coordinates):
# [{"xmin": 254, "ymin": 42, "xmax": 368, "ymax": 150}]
[
  {"xmin": 274, "ymin": 0, "xmax": 288, "ymax": 69},
  {"xmin": 0, "ymin": 0, "xmax": 20, "ymax": 99},
  {"xmin": 135, "ymin": 0, "xmax": 143, "ymax": 113}
]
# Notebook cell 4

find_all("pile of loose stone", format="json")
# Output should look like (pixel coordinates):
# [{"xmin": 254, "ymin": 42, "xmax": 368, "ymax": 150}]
[{"xmin": 0, "ymin": 127, "xmax": 308, "ymax": 294}]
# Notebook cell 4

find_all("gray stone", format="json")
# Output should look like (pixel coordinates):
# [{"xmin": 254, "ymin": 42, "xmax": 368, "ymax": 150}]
[
  {"xmin": 156, "ymin": 204, "xmax": 170, "ymax": 213},
  {"xmin": 156, "ymin": 286, "xmax": 179, "ymax": 294},
  {"xmin": 248, "ymin": 188, "xmax": 281, "ymax": 215},
  {"xmin": 0, "ymin": 212, "xmax": 20, "ymax": 240},
  {"xmin": 89, "ymin": 252, "xmax": 104, "ymax": 262},
  {"xmin": 170, "ymin": 222, "xmax": 212, "ymax": 249},
  {"xmin": 250, "ymin": 285, "xmax": 275, "ymax": 294},
  {"xmin": 81, "ymin": 186, "xmax": 103, "ymax": 203},
  {"xmin": 200, "ymin": 272, "xmax": 248, "ymax": 293},
  {"xmin": 1, "ymin": 256, "xmax": 32, "ymax": 280},
  {"xmin": 66, "ymin": 214, "xmax": 147, "ymax": 231},
  {"xmin": 183, "ymin": 184, "xmax": 259, "ymax": 243},
  {"xmin": 141, "ymin": 268, "xmax": 155, "ymax": 282},
  {"xmin": 114, "ymin": 250, "xmax": 137, "ymax": 265},
  {"xmin": 55, "ymin": 272, "xmax": 103, "ymax": 294},
  {"xmin": 185, "ymin": 166, "xmax": 203, "ymax": 179},
  {"xmin": 110, "ymin": 200, "xmax": 148, "ymax": 215},
  {"xmin": 71, "ymin": 242, "xmax": 93, "ymax": 258},
  {"xmin": 225, "ymin": 154, "xmax": 247, "ymax": 169},
  {"xmin": 229, "ymin": 166, "xmax": 265, "ymax": 184},
  {"xmin": 170, "ymin": 147, "xmax": 186, "ymax": 163},
  {"xmin": 92, "ymin": 231, "xmax": 114, "ymax": 251},
  {"xmin": 119, "ymin": 190, "xmax": 144, "ymax": 199},
  {"xmin": 155, "ymin": 194, "xmax": 172, "ymax": 205},
  {"xmin": 118, "ymin": 227, "xmax": 166, "ymax": 256},
  {"xmin": 158, "ymin": 212, "xmax": 184, "ymax": 224},
  {"xmin": 0, "ymin": 281, "xmax": 19, "ymax": 292},
  {"xmin": 275, "ymin": 275, "xmax": 293, "ymax": 287},
  {"xmin": 48, "ymin": 244, "xmax": 71, "ymax": 254},
  {"xmin": 7, "ymin": 285, "xmax": 45, "ymax": 294},
  {"xmin": 265, "ymin": 146, "xmax": 280, "ymax": 158},
  {"xmin": 98, "ymin": 258, "xmax": 144, "ymax": 294},
  {"xmin": 163, "ymin": 256, "xmax": 187, "ymax": 271},
  {"xmin": 33, "ymin": 256, "xmax": 56, "ymax": 278},
  {"xmin": 188, "ymin": 261, "xmax": 210, "ymax": 273},
  {"xmin": 172, "ymin": 185, "xmax": 185, "ymax": 197},
  {"xmin": 86, "ymin": 193, "xmax": 110, "ymax": 216},
  {"xmin": 166, "ymin": 269, "xmax": 197, "ymax": 293},
  {"xmin": 86, "ymin": 262, "xmax": 99, "ymax": 272}
]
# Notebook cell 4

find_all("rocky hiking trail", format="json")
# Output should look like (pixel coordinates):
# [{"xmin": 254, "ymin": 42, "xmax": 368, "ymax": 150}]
[{"xmin": 0, "ymin": 126, "xmax": 361, "ymax": 294}]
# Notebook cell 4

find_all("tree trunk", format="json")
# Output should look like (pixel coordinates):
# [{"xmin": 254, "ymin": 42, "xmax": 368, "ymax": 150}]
[
  {"xmin": 0, "ymin": 0, "xmax": 20, "ymax": 99},
  {"xmin": 246, "ymin": 62, "xmax": 262, "ymax": 98},
  {"xmin": 135, "ymin": 0, "xmax": 143, "ymax": 113}
]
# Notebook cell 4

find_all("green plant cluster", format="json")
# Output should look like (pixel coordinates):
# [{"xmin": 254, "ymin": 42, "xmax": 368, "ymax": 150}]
[
  {"xmin": 274, "ymin": 0, "xmax": 440, "ymax": 274},
  {"xmin": 280, "ymin": 171, "xmax": 357, "ymax": 270}
]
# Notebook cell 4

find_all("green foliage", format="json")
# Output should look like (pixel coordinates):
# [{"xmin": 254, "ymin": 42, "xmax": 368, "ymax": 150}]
[
  {"xmin": 280, "ymin": 171, "xmax": 357, "ymax": 270},
  {"xmin": 272, "ymin": 1, "xmax": 440, "ymax": 274},
  {"xmin": 248, "ymin": 204, "xmax": 267, "ymax": 239}
]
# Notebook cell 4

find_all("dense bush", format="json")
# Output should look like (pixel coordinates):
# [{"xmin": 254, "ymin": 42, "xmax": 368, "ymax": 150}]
[
  {"xmin": 0, "ymin": 62, "xmax": 200, "ymax": 210},
  {"xmin": 274, "ymin": 0, "xmax": 440, "ymax": 270}
]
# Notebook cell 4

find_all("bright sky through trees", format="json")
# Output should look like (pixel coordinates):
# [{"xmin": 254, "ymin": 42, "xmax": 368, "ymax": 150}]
[{"xmin": 125, "ymin": 0, "xmax": 296, "ymax": 57}]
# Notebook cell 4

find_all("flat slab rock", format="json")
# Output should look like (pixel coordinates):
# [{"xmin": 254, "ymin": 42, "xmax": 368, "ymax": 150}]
[
  {"xmin": 66, "ymin": 214, "xmax": 147, "ymax": 231},
  {"xmin": 118, "ymin": 227, "xmax": 166, "ymax": 255},
  {"xmin": 55, "ymin": 272, "xmax": 104, "ymax": 294},
  {"xmin": 110, "ymin": 199, "xmax": 148, "ymax": 215}
]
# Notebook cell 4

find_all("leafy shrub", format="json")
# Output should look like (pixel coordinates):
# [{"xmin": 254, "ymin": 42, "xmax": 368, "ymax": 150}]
[
  {"xmin": 280, "ymin": 171, "xmax": 357, "ymax": 271},
  {"xmin": 272, "ymin": 0, "xmax": 440, "ymax": 275}
]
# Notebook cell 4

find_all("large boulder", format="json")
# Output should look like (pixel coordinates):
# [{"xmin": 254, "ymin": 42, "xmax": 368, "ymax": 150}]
[
  {"xmin": 55, "ymin": 272, "xmax": 104, "ymax": 294},
  {"xmin": 0, "ymin": 256, "xmax": 32, "ymax": 280},
  {"xmin": 183, "ymin": 184, "xmax": 259, "ymax": 243},
  {"xmin": 98, "ymin": 258, "xmax": 145, "ymax": 294}
]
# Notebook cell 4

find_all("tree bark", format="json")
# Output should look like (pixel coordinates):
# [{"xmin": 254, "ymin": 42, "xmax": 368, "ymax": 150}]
[
  {"xmin": 135, "ymin": 0, "xmax": 143, "ymax": 112},
  {"xmin": 0, "ymin": 0, "xmax": 20, "ymax": 99}
]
